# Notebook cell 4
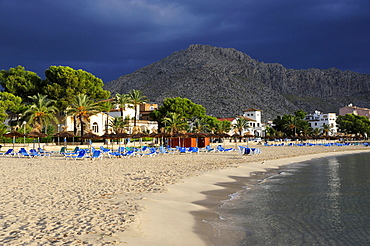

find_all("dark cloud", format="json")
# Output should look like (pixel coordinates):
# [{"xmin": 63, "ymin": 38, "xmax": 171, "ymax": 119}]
[{"xmin": 1, "ymin": 0, "xmax": 369, "ymax": 82}]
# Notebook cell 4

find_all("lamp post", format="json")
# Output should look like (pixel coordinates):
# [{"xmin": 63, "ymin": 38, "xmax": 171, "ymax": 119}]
[{"xmin": 22, "ymin": 121, "xmax": 27, "ymax": 145}]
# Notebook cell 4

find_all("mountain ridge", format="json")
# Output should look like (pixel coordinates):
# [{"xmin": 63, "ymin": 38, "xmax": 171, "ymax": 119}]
[{"xmin": 104, "ymin": 44, "xmax": 370, "ymax": 120}]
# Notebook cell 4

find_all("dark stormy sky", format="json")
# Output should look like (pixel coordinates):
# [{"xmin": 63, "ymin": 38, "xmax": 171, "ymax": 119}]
[{"xmin": 1, "ymin": 0, "xmax": 369, "ymax": 82}]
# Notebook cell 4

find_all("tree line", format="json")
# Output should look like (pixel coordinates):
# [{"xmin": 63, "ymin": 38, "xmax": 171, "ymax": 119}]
[
  {"xmin": 0, "ymin": 65, "xmax": 148, "ymax": 138},
  {"xmin": 270, "ymin": 110, "xmax": 370, "ymax": 139},
  {"xmin": 0, "ymin": 65, "xmax": 368, "ymax": 140},
  {"xmin": 0, "ymin": 65, "xmax": 231, "ymax": 138}
]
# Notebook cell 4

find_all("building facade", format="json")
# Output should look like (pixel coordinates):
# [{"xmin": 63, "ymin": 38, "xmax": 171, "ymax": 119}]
[
  {"xmin": 242, "ymin": 108, "xmax": 265, "ymax": 137},
  {"xmin": 218, "ymin": 108, "xmax": 266, "ymax": 137},
  {"xmin": 339, "ymin": 104, "xmax": 370, "ymax": 119},
  {"xmin": 56, "ymin": 103, "xmax": 158, "ymax": 136},
  {"xmin": 305, "ymin": 110, "xmax": 337, "ymax": 135}
]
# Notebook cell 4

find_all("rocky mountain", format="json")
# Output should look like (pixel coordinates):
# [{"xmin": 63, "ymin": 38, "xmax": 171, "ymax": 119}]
[{"xmin": 104, "ymin": 44, "xmax": 370, "ymax": 121}]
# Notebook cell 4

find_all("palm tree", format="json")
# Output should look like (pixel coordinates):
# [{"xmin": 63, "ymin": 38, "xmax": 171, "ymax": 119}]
[
  {"xmin": 300, "ymin": 124, "xmax": 312, "ymax": 138},
  {"xmin": 115, "ymin": 93, "xmax": 130, "ymax": 117},
  {"xmin": 322, "ymin": 124, "xmax": 331, "ymax": 136},
  {"xmin": 233, "ymin": 117, "xmax": 249, "ymax": 135},
  {"xmin": 66, "ymin": 94, "xmax": 101, "ymax": 137},
  {"xmin": 191, "ymin": 117, "xmax": 210, "ymax": 133},
  {"xmin": 215, "ymin": 120, "xmax": 231, "ymax": 135},
  {"xmin": 162, "ymin": 112, "xmax": 188, "ymax": 134},
  {"xmin": 282, "ymin": 115, "xmax": 297, "ymax": 136},
  {"xmin": 109, "ymin": 116, "xmax": 128, "ymax": 134},
  {"xmin": 312, "ymin": 127, "xmax": 322, "ymax": 138},
  {"xmin": 265, "ymin": 125, "xmax": 276, "ymax": 137},
  {"xmin": 128, "ymin": 89, "xmax": 147, "ymax": 127},
  {"xmin": 23, "ymin": 93, "xmax": 59, "ymax": 132}
]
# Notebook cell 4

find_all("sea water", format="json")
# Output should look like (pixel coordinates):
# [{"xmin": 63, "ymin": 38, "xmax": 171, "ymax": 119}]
[{"xmin": 207, "ymin": 152, "xmax": 370, "ymax": 246}]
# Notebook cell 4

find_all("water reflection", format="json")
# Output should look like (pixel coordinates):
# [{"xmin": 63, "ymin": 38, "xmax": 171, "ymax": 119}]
[{"xmin": 326, "ymin": 157, "xmax": 343, "ymax": 231}]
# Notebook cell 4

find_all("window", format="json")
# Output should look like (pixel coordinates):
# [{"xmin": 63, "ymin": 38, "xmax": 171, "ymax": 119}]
[{"xmin": 92, "ymin": 122, "xmax": 99, "ymax": 133}]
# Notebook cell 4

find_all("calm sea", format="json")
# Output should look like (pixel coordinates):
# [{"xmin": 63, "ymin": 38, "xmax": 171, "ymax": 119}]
[{"xmin": 206, "ymin": 152, "xmax": 370, "ymax": 246}]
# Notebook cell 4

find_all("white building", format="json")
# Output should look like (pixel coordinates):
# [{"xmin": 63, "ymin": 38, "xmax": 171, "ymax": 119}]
[
  {"xmin": 219, "ymin": 108, "xmax": 266, "ymax": 137},
  {"xmin": 57, "ymin": 102, "xmax": 158, "ymax": 136},
  {"xmin": 58, "ymin": 112, "xmax": 112, "ymax": 136},
  {"xmin": 242, "ymin": 108, "xmax": 265, "ymax": 137},
  {"xmin": 305, "ymin": 111, "xmax": 337, "ymax": 135}
]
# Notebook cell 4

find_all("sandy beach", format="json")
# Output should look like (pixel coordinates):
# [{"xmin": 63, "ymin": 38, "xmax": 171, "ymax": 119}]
[{"xmin": 0, "ymin": 142, "xmax": 369, "ymax": 245}]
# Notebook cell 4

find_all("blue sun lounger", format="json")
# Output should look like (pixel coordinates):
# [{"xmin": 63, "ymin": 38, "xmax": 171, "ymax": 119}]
[
  {"xmin": 0, "ymin": 149, "xmax": 14, "ymax": 156},
  {"xmin": 65, "ymin": 150, "xmax": 86, "ymax": 160}
]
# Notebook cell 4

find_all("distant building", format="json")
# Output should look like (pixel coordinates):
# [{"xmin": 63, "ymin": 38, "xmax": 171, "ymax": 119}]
[
  {"xmin": 305, "ymin": 111, "xmax": 337, "ymax": 135},
  {"xmin": 339, "ymin": 104, "xmax": 370, "ymax": 119},
  {"xmin": 218, "ymin": 108, "xmax": 265, "ymax": 137},
  {"xmin": 139, "ymin": 103, "xmax": 158, "ymax": 121},
  {"xmin": 242, "ymin": 108, "xmax": 265, "ymax": 137}
]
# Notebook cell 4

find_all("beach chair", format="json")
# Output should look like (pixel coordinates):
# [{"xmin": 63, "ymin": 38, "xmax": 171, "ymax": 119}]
[
  {"xmin": 29, "ymin": 149, "xmax": 50, "ymax": 157},
  {"xmin": 178, "ymin": 147, "xmax": 189, "ymax": 154},
  {"xmin": 188, "ymin": 147, "xmax": 199, "ymax": 154},
  {"xmin": 121, "ymin": 150, "xmax": 135, "ymax": 158},
  {"xmin": 65, "ymin": 150, "xmax": 86, "ymax": 160},
  {"xmin": 0, "ymin": 148, "xmax": 14, "ymax": 156},
  {"xmin": 238, "ymin": 146, "xmax": 252, "ymax": 155},
  {"xmin": 108, "ymin": 152, "xmax": 119, "ymax": 158},
  {"xmin": 99, "ymin": 146, "xmax": 111, "ymax": 155},
  {"xmin": 205, "ymin": 145, "xmax": 216, "ymax": 152},
  {"xmin": 63, "ymin": 147, "xmax": 80, "ymax": 156},
  {"xmin": 86, "ymin": 150, "xmax": 103, "ymax": 161},
  {"xmin": 53, "ymin": 146, "xmax": 67, "ymax": 155},
  {"xmin": 217, "ymin": 145, "xmax": 234, "ymax": 152},
  {"xmin": 250, "ymin": 148, "xmax": 261, "ymax": 155},
  {"xmin": 138, "ymin": 148, "xmax": 157, "ymax": 157},
  {"xmin": 70, "ymin": 146, "xmax": 80, "ymax": 152},
  {"xmin": 159, "ymin": 146, "xmax": 175, "ymax": 154},
  {"xmin": 17, "ymin": 148, "xmax": 33, "ymax": 158},
  {"xmin": 37, "ymin": 147, "xmax": 51, "ymax": 155},
  {"xmin": 166, "ymin": 145, "xmax": 177, "ymax": 152}
]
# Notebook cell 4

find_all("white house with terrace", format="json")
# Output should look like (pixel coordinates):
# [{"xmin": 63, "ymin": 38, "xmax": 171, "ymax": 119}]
[
  {"xmin": 304, "ymin": 110, "xmax": 338, "ymax": 135},
  {"xmin": 242, "ymin": 108, "xmax": 265, "ymax": 137},
  {"xmin": 218, "ymin": 108, "xmax": 266, "ymax": 137},
  {"xmin": 57, "ymin": 103, "xmax": 158, "ymax": 136}
]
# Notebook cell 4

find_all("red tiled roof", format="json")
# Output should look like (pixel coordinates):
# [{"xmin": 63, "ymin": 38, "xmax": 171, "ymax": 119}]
[{"xmin": 217, "ymin": 117, "xmax": 236, "ymax": 122}]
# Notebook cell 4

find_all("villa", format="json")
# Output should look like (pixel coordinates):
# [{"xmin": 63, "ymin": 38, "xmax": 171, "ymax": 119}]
[
  {"xmin": 218, "ymin": 108, "xmax": 266, "ymax": 137},
  {"xmin": 305, "ymin": 111, "xmax": 338, "ymax": 135},
  {"xmin": 56, "ymin": 102, "xmax": 159, "ymax": 136}
]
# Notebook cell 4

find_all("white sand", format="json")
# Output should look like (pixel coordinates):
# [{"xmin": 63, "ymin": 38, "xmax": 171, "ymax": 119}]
[{"xmin": 0, "ymin": 143, "xmax": 369, "ymax": 245}]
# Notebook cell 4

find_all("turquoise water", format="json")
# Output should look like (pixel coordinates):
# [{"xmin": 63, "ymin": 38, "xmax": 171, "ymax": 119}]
[{"xmin": 208, "ymin": 152, "xmax": 370, "ymax": 246}]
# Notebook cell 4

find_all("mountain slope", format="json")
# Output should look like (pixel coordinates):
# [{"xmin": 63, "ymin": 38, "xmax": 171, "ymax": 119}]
[{"xmin": 104, "ymin": 44, "xmax": 370, "ymax": 120}]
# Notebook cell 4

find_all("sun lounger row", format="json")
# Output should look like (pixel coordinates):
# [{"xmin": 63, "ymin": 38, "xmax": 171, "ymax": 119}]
[
  {"xmin": 264, "ymin": 142, "xmax": 357, "ymax": 147},
  {"xmin": 64, "ymin": 150, "xmax": 103, "ymax": 160},
  {"xmin": 0, "ymin": 148, "xmax": 51, "ymax": 158}
]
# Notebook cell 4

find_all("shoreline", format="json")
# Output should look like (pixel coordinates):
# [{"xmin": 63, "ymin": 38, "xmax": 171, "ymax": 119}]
[
  {"xmin": 119, "ymin": 147, "xmax": 370, "ymax": 246},
  {"xmin": 0, "ymin": 144, "xmax": 369, "ymax": 245}
]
